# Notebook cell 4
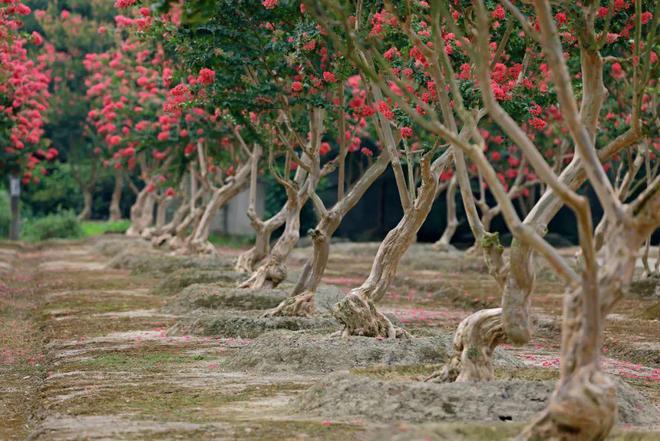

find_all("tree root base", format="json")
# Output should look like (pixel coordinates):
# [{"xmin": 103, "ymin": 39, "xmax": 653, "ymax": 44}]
[
  {"xmin": 431, "ymin": 308, "xmax": 505, "ymax": 382},
  {"xmin": 331, "ymin": 292, "xmax": 410, "ymax": 339},
  {"xmin": 263, "ymin": 291, "xmax": 316, "ymax": 318},
  {"xmin": 517, "ymin": 365, "xmax": 617, "ymax": 441},
  {"xmin": 238, "ymin": 262, "xmax": 287, "ymax": 290}
]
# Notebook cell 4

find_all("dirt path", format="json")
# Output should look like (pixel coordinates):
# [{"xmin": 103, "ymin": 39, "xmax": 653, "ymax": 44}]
[
  {"xmin": 1, "ymin": 240, "xmax": 658, "ymax": 440},
  {"xmin": 1, "ymin": 243, "xmax": 363, "ymax": 440}
]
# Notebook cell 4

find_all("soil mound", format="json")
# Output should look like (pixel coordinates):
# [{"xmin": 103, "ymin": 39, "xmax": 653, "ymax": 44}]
[
  {"xmin": 227, "ymin": 331, "xmax": 452, "ymax": 373},
  {"xmin": 299, "ymin": 373, "xmax": 659, "ymax": 425},
  {"xmin": 170, "ymin": 311, "xmax": 337, "ymax": 338},
  {"xmin": 227, "ymin": 330, "xmax": 522, "ymax": 374},
  {"xmin": 172, "ymin": 283, "xmax": 345, "ymax": 313},
  {"xmin": 109, "ymin": 250, "xmax": 233, "ymax": 275},
  {"xmin": 93, "ymin": 236, "xmax": 152, "ymax": 257},
  {"xmin": 152, "ymin": 269, "xmax": 243, "ymax": 296},
  {"xmin": 173, "ymin": 285, "xmax": 290, "ymax": 311}
]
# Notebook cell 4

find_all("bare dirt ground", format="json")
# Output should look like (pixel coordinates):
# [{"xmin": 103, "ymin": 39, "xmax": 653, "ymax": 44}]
[{"xmin": 0, "ymin": 237, "xmax": 658, "ymax": 440}]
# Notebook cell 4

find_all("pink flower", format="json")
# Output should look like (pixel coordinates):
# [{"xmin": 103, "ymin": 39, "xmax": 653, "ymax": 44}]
[
  {"xmin": 320, "ymin": 142, "xmax": 331, "ymax": 155},
  {"xmin": 31, "ymin": 32, "xmax": 44, "ymax": 46},
  {"xmin": 400, "ymin": 127, "xmax": 413, "ymax": 138},
  {"xmin": 360, "ymin": 147, "xmax": 373, "ymax": 157},
  {"xmin": 165, "ymin": 187, "xmax": 176, "ymax": 197},
  {"xmin": 262, "ymin": 0, "xmax": 278, "ymax": 9},
  {"xmin": 529, "ymin": 117, "xmax": 547, "ymax": 130},
  {"xmin": 108, "ymin": 135, "xmax": 122, "ymax": 146},
  {"xmin": 555, "ymin": 12, "xmax": 567, "ymax": 25},
  {"xmin": 610, "ymin": 62, "xmax": 625, "ymax": 80},
  {"xmin": 291, "ymin": 81, "xmax": 303, "ymax": 93},
  {"xmin": 641, "ymin": 12, "xmax": 653, "ymax": 25},
  {"xmin": 322, "ymin": 71, "xmax": 337, "ymax": 83},
  {"xmin": 198, "ymin": 68, "xmax": 216, "ymax": 85},
  {"xmin": 491, "ymin": 5, "xmax": 505, "ymax": 20},
  {"xmin": 115, "ymin": 0, "xmax": 137, "ymax": 8}
]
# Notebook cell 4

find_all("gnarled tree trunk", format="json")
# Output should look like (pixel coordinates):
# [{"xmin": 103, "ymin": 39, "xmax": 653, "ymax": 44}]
[
  {"xmin": 519, "ymin": 186, "xmax": 659, "ymax": 439},
  {"xmin": 78, "ymin": 188, "xmax": 93, "ymax": 221},
  {"xmin": 265, "ymin": 152, "xmax": 390, "ymax": 317},
  {"xmin": 238, "ymin": 186, "xmax": 303, "ymax": 289},
  {"xmin": 185, "ymin": 160, "xmax": 252, "ymax": 254},
  {"xmin": 126, "ymin": 188, "xmax": 156, "ymax": 237},
  {"xmin": 109, "ymin": 169, "xmax": 123, "ymax": 221},
  {"xmin": 332, "ymin": 156, "xmax": 443, "ymax": 338},
  {"xmin": 434, "ymin": 175, "xmax": 458, "ymax": 251}
]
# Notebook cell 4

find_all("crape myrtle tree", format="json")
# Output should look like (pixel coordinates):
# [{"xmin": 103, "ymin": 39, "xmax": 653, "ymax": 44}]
[
  {"xmin": 144, "ymin": 0, "xmax": 317, "ymax": 265},
  {"xmin": 0, "ymin": 0, "xmax": 55, "ymax": 183},
  {"xmin": 34, "ymin": 1, "xmax": 118, "ymax": 220},
  {"xmin": 264, "ymin": 73, "xmax": 396, "ymax": 317},
  {"xmin": 84, "ymin": 31, "xmax": 178, "ymax": 237},
  {"xmin": 1, "ymin": 0, "xmax": 55, "ymax": 239},
  {"xmin": 86, "ymin": 2, "xmax": 255, "ymax": 248},
  {"xmin": 307, "ymin": 0, "xmax": 658, "ymax": 439},
  {"xmin": 144, "ymin": 1, "xmax": 343, "ymax": 287}
]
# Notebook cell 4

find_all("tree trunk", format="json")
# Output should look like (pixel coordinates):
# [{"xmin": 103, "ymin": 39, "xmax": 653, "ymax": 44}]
[
  {"xmin": 151, "ymin": 200, "xmax": 189, "ymax": 247},
  {"xmin": 236, "ymin": 164, "xmax": 309, "ymax": 273},
  {"xmin": 155, "ymin": 198, "xmax": 169, "ymax": 229},
  {"xmin": 520, "ymin": 211, "xmax": 658, "ymax": 438},
  {"xmin": 434, "ymin": 175, "xmax": 458, "ymax": 251},
  {"xmin": 235, "ymin": 208, "xmax": 286, "ymax": 273},
  {"xmin": 239, "ymin": 186, "xmax": 303, "ymax": 289},
  {"xmin": 78, "ymin": 188, "xmax": 93, "ymax": 221},
  {"xmin": 8, "ymin": 176, "xmax": 20, "ymax": 241},
  {"xmin": 265, "ymin": 152, "xmax": 391, "ymax": 317},
  {"xmin": 332, "ymin": 157, "xmax": 441, "ymax": 338},
  {"xmin": 109, "ymin": 169, "xmax": 123, "ymax": 221},
  {"xmin": 186, "ymin": 161, "xmax": 251, "ymax": 253},
  {"xmin": 126, "ymin": 188, "xmax": 148, "ymax": 237}
]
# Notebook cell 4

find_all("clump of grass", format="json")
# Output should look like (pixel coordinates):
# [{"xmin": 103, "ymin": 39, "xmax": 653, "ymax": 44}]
[
  {"xmin": 81, "ymin": 220, "xmax": 131, "ymax": 237},
  {"xmin": 21, "ymin": 211, "xmax": 83, "ymax": 242}
]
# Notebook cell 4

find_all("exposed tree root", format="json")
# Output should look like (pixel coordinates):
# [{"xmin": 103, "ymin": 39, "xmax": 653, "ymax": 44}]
[
  {"xmin": 516, "ymin": 365, "xmax": 616, "ymax": 441},
  {"xmin": 331, "ymin": 292, "xmax": 409, "ymax": 339},
  {"xmin": 238, "ymin": 261, "xmax": 287, "ymax": 290},
  {"xmin": 263, "ymin": 291, "xmax": 315, "ymax": 318},
  {"xmin": 427, "ymin": 308, "xmax": 505, "ymax": 382}
]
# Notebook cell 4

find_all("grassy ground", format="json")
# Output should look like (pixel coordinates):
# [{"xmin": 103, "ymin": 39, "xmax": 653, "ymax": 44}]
[{"xmin": 81, "ymin": 219, "xmax": 131, "ymax": 237}]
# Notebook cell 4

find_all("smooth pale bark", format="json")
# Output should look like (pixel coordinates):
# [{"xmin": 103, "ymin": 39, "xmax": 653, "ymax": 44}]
[
  {"xmin": 519, "ymin": 183, "xmax": 660, "ymax": 440},
  {"xmin": 126, "ymin": 188, "xmax": 156, "ymax": 237},
  {"xmin": 155, "ymin": 197, "xmax": 170, "ymax": 229},
  {"xmin": 265, "ymin": 152, "xmax": 391, "ymax": 317},
  {"xmin": 235, "ymin": 150, "xmax": 307, "ymax": 273},
  {"xmin": 78, "ymin": 188, "xmax": 93, "ymax": 221},
  {"xmin": 238, "ymin": 186, "xmax": 303, "ymax": 289},
  {"xmin": 332, "ymin": 155, "xmax": 446, "ymax": 338},
  {"xmin": 434, "ymin": 176, "xmax": 459, "ymax": 250},
  {"xmin": 239, "ymin": 108, "xmax": 324, "ymax": 286},
  {"xmin": 235, "ymin": 207, "xmax": 287, "ymax": 273},
  {"xmin": 109, "ymin": 169, "xmax": 123, "ymax": 221},
  {"xmin": 186, "ymin": 160, "xmax": 252, "ymax": 253},
  {"xmin": 151, "ymin": 200, "xmax": 189, "ymax": 247},
  {"xmin": 440, "ymin": 0, "xmax": 642, "ymax": 384}
]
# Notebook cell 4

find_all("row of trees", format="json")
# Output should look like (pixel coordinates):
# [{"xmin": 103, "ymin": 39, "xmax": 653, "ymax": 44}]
[{"xmin": 2, "ymin": 1, "xmax": 658, "ymax": 439}]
